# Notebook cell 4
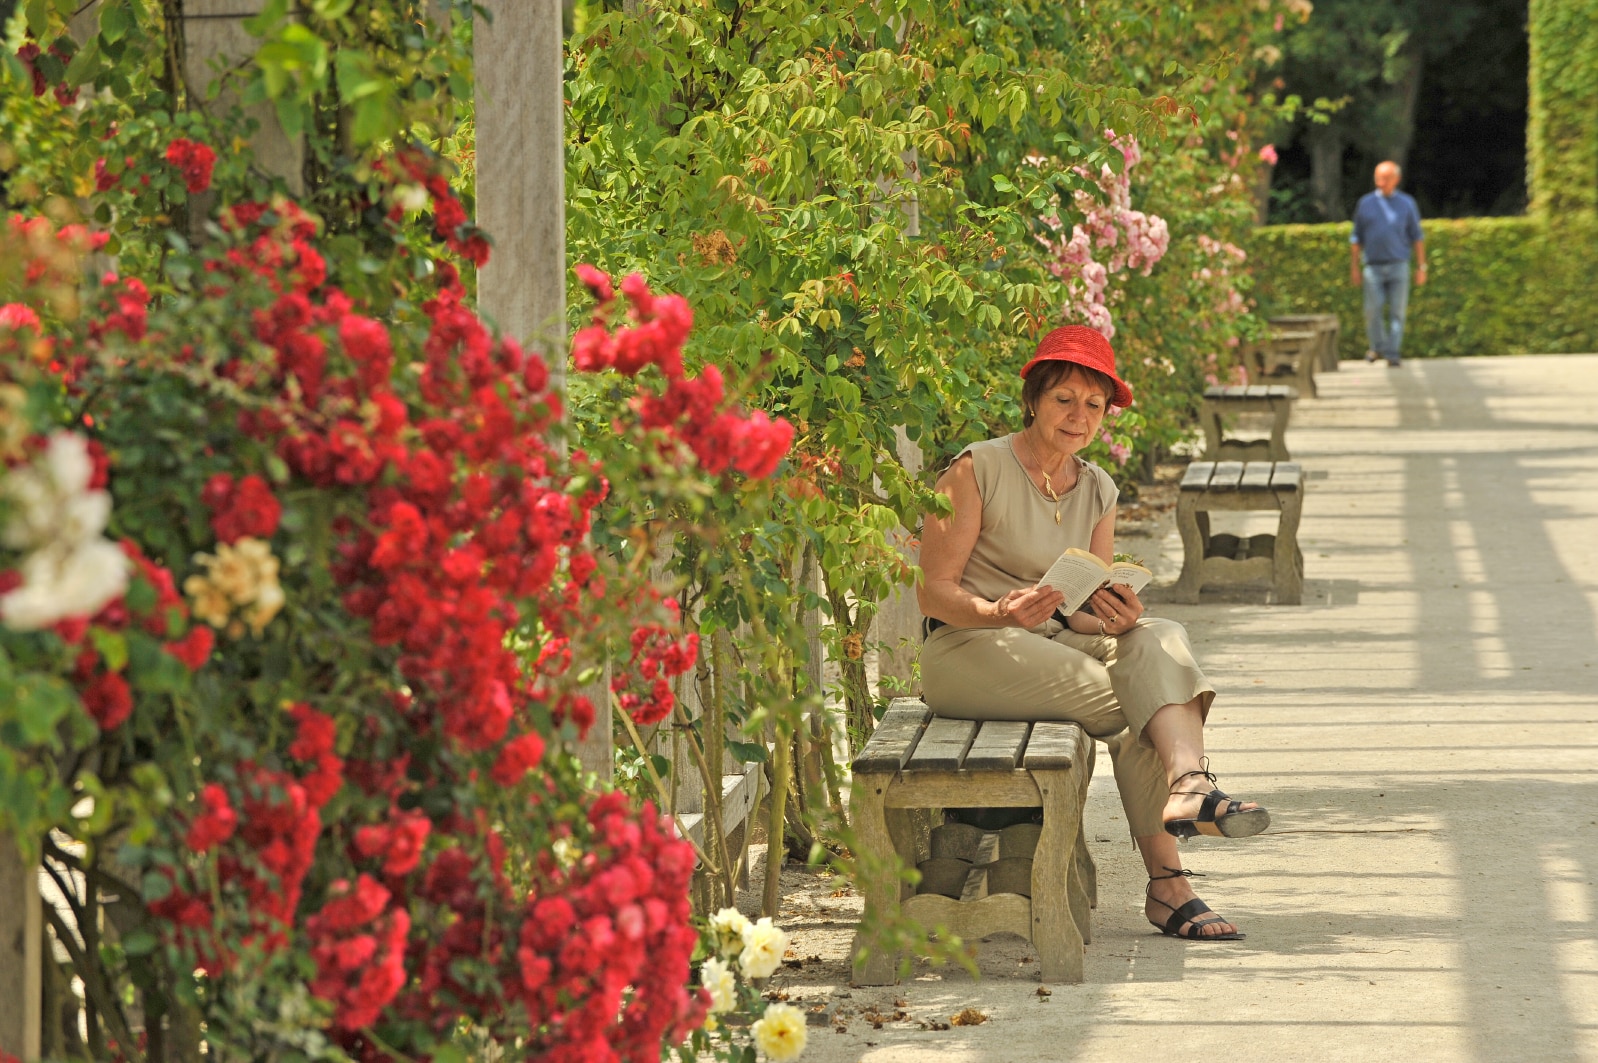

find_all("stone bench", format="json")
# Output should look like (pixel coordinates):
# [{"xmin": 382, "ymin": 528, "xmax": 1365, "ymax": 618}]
[
  {"xmin": 1269, "ymin": 313, "xmax": 1341, "ymax": 372},
  {"xmin": 1245, "ymin": 328, "xmax": 1319, "ymax": 397},
  {"xmin": 1200, "ymin": 384, "xmax": 1298, "ymax": 461},
  {"xmin": 1174, "ymin": 460, "xmax": 1305, "ymax": 605},
  {"xmin": 849, "ymin": 698, "xmax": 1097, "ymax": 986}
]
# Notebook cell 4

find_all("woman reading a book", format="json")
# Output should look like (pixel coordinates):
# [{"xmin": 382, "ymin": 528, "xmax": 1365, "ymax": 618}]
[{"xmin": 918, "ymin": 325, "xmax": 1270, "ymax": 941}]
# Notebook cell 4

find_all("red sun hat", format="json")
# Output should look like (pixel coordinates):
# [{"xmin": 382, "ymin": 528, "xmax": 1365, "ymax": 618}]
[{"xmin": 1020, "ymin": 325, "xmax": 1134, "ymax": 408}]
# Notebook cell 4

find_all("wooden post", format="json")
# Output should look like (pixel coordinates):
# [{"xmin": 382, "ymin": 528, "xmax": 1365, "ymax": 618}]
[{"xmin": 0, "ymin": 834, "xmax": 42, "ymax": 1061}]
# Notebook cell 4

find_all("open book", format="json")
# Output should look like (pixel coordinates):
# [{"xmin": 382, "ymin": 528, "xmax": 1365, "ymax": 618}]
[{"xmin": 1036, "ymin": 548, "xmax": 1153, "ymax": 615}]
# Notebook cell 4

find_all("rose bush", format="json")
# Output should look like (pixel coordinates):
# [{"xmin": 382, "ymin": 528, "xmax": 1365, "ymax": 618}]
[{"xmin": 0, "ymin": 135, "xmax": 793, "ymax": 1059}]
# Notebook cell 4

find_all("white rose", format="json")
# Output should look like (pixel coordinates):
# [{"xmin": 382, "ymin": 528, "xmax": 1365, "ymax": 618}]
[
  {"xmin": 1, "ymin": 539, "xmax": 129, "ymax": 631},
  {"xmin": 708, "ymin": 907, "xmax": 752, "ymax": 960},
  {"xmin": 700, "ymin": 956, "xmax": 737, "ymax": 1015},
  {"xmin": 1, "ymin": 468, "xmax": 54, "ymax": 549},
  {"xmin": 44, "ymin": 432, "xmax": 93, "ymax": 496},
  {"xmin": 751, "ymin": 1002, "xmax": 806, "ymax": 1062},
  {"xmin": 738, "ymin": 916, "xmax": 788, "ymax": 980},
  {"xmin": 57, "ymin": 490, "xmax": 112, "ymax": 547}
]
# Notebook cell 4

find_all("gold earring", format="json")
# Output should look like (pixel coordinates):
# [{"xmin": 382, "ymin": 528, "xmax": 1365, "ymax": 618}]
[{"xmin": 1026, "ymin": 407, "xmax": 1034, "ymax": 417}]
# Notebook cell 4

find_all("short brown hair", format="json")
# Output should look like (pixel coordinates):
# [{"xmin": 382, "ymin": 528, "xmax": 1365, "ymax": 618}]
[{"xmin": 1021, "ymin": 362, "xmax": 1116, "ymax": 427}]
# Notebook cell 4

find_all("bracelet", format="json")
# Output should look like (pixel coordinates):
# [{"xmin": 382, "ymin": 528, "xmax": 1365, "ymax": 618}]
[{"xmin": 1096, "ymin": 617, "xmax": 1106, "ymax": 636}]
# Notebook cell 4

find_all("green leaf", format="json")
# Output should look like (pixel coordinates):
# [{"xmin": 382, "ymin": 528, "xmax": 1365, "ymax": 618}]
[
  {"xmin": 141, "ymin": 871, "xmax": 173, "ymax": 903},
  {"xmin": 11, "ymin": 675, "xmax": 75, "ymax": 746},
  {"xmin": 90, "ymin": 628, "xmax": 129, "ymax": 673},
  {"xmin": 99, "ymin": 2, "xmax": 130, "ymax": 44},
  {"xmin": 63, "ymin": 36, "xmax": 100, "ymax": 87},
  {"xmin": 121, "ymin": 929, "xmax": 158, "ymax": 957},
  {"xmin": 726, "ymin": 740, "xmax": 768, "ymax": 764},
  {"xmin": 25, "ymin": 0, "xmax": 50, "ymax": 37}
]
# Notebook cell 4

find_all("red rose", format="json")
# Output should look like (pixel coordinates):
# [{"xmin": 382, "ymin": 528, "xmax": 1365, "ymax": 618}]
[
  {"xmin": 490, "ymin": 732, "xmax": 546, "ymax": 787},
  {"xmin": 205, "ymin": 473, "xmax": 281, "ymax": 543},
  {"xmin": 165, "ymin": 625, "xmax": 215, "ymax": 671},
  {"xmin": 186, "ymin": 783, "xmax": 238, "ymax": 852},
  {"xmin": 165, "ymin": 138, "xmax": 217, "ymax": 193},
  {"xmin": 82, "ymin": 671, "xmax": 133, "ymax": 730}
]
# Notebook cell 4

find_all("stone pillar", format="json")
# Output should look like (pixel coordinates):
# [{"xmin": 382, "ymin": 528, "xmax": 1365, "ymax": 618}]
[
  {"xmin": 180, "ymin": 0, "xmax": 304, "ymax": 195},
  {"xmin": 474, "ymin": 2, "xmax": 608, "ymax": 778},
  {"xmin": 1527, "ymin": 0, "xmax": 1598, "ymax": 214},
  {"xmin": 872, "ymin": 426, "xmax": 923, "ymax": 698},
  {"xmin": 473, "ymin": 0, "xmax": 567, "ymax": 382},
  {"xmin": 0, "ymin": 834, "xmax": 42, "ymax": 1061}
]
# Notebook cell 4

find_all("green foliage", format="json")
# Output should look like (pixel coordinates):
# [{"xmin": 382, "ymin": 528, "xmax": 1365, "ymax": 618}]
[
  {"xmin": 1528, "ymin": 0, "xmax": 1598, "ymax": 214},
  {"xmin": 1250, "ymin": 213, "xmax": 1598, "ymax": 357}
]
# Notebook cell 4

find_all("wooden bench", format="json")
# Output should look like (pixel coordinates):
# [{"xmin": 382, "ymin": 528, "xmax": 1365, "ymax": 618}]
[
  {"xmin": 1244, "ymin": 328, "xmax": 1318, "ymax": 397},
  {"xmin": 1174, "ymin": 461, "xmax": 1305, "ymax": 605},
  {"xmin": 849, "ymin": 698, "xmax": 1097, "ymax": 986},
  {"xmin": 1199, "ymin": 384, "xmax": 1298, "ymax": 461},
  {"xmin": 1269, "ymin": 313, "xmax": 1341, "ymax": 372}
]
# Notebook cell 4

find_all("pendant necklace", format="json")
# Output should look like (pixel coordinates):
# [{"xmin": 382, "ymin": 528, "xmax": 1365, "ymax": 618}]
[{"xmin": 1020, "ymin": 432, "xmax": 1065, "ymax": 524}]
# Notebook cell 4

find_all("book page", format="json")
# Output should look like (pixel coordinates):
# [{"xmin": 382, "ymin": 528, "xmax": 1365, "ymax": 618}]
[
  {"xmin": 1107, "ymin": 562, "xmax": 1153, "ymax": 597},
  {"xmin": 1035, "ymin": 548, "xmax": 1113, "ymax": 614}
]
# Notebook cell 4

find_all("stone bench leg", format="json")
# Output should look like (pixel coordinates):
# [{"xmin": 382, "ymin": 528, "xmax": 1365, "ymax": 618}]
[
  {"xmin": 1031, "ymin": 768, "xmax": 1086, "ymax": 985},
  {"xmin": 850, "ymin": 772, "xmax": 905, "ymax": 985},
  {"xmin": 1174, "ymin": 497, "xmax": 1207, "ymax": 604},
  {"xmin": 1274, "ymin": 488, "xmax": 1305, "ymax": 605}
]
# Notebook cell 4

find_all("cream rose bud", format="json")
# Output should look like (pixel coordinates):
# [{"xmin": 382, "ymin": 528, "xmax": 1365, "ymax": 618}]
[
  {"xmin": 700, "ymin": 956, "xmax": 737, "ymax": 1014},
  {"xmin": 751, "ymin": 1001, "xmax": 806, "ymax": 1062},
  {"xmin": 738, "ymin": 916, "xmax": 788, "ymax": 980},
  {"xmin": 708, "ymin": 907, "xmax": 752, "ymax": 959}
]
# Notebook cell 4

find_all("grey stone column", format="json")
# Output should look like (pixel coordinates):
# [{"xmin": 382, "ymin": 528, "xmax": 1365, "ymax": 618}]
[
  {"xmin": 474, "ymin": 2, "xmax": 611, "ymax": 778},
  {"xmin": 0, "ymin": 834, "xmax": 42, "ymax": 1061}
]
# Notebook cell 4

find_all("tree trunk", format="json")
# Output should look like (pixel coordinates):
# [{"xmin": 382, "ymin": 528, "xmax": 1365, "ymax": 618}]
[
  {"xmin": 1382, "ymin": 49, "xmax": 1425, "ymax": 170},
  {"xmin": 1307, "ymin": 124, "xmax": 1346, "ymax": 220}
]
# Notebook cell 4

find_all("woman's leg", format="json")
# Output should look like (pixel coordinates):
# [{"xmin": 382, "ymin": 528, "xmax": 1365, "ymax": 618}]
[
  {"xmin": 1142, "ymin": 696, "xmax": 1264, "ymax": 827},
  {"xmin": 1137, "ymin": 831, "xmax": 1242, "ymax": 937}
]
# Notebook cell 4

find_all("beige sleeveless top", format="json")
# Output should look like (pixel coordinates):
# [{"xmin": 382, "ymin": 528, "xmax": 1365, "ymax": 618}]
[{"xmin": 952, "ymin": 435, "xmax": 1119, "ymax": 603}]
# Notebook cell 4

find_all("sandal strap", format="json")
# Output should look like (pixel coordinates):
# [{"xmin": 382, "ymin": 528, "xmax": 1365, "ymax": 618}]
[
  {"xmin": 1148, "ymin": 865, "xmax": 1205, "ymax": 883},
  {"xmin": 1169, "ymin": 757, "xmax": 1218, "ymax": 792},
  {"xmin": 1158, "ymin": 897, "xmax": 1219, "ymax": 937}
]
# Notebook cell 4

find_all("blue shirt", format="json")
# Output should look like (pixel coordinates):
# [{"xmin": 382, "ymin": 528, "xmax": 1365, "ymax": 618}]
[{"xmin": 1350, "ymin": 191, "xmax": 1424, "ymax": 264}]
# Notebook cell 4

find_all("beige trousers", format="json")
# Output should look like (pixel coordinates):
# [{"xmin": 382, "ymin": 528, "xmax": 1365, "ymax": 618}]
[{"xmin": 920, "ymin": 617, "xmax": 1216, "ymax": 839}]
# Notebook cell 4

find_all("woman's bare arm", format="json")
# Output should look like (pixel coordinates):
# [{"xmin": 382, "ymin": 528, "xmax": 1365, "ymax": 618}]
[{"xmin": 917, "ymin": 456, "xmax": 1063, "ymax": 629}]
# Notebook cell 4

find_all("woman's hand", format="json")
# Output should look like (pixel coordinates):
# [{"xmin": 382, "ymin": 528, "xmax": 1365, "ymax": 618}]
[
  {"xmin": 1089, "ymin": 584, "xmax": 1143, "ymax": 636},
  {"xmin": 993, "ymin": 585, "xmax": 1065, "ymax": 629}
]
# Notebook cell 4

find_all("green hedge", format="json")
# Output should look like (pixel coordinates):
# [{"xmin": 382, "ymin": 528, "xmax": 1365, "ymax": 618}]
[
  {"xmin": 1249, "ymin": 213, "xmax": 1598, "ymax": 359},
  {"xmin": 1529, "ymin": 0, "xmax": 1598, "ymax": 214}
]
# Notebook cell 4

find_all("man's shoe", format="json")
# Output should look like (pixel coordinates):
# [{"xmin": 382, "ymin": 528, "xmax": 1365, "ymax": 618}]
[
  {"xmin": 1365, "ymin": 349, "xmax": 1380, "ymax": 363},
  {"xmin": 1386, "ymin": 359, "xmax": 1402, "ymax": 368}
]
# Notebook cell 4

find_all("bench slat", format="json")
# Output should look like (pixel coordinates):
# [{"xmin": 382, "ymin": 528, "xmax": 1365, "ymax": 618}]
[
  {"xmin": 1023, "ymin": 722, "xmax": 1086, "ymax": 770},
  {"xmin": 1239, "ymin": 462, "xmax": 1274, "ymax": 490},
  {"xmin": 906, "ymin": 717, "xmax": 978, "ymax": 771},
  {"xmin": 1209, "ymin": 461, "xmax": 1245, "ymax": 488},
  {"xmin": 963, "ymin": 721, "xmax": 1031, "ymax": 771},
  {"xmin": 851, "ymin": 699, "xmax": 930, "ymax": 773},
  {"xmin": 1180, "ymin": 461, "xmax": 1215, "ymax": 489},
  {"xmin": 1270, "ymin": 461, "xmax": 1303, "ymax": 490}
]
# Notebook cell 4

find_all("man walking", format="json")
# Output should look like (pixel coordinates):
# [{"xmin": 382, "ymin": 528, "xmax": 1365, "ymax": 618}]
[{"xmin": 1350, "ymin": 161, "xmax": 1426, "ymax": 366}]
